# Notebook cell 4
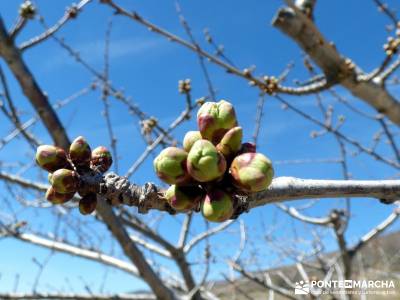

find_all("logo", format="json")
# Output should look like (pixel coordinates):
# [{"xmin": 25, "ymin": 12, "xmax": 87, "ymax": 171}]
[
  {"xmin": 293, "ymin": 280, "xmax": 396, "ymax": 296},
  {"xmin": 295, "ymin": 281, "xmax": 310, "ymax": 294}
]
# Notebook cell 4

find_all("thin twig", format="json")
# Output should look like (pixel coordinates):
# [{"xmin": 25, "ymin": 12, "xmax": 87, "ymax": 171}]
[{"xmin": 19, "ymin": 0, "xmax": 93, "ymax": 51}]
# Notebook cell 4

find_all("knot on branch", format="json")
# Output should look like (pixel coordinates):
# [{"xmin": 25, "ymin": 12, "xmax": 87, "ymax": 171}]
[
  {"xmin": 138, "ymin": 182, "xmax": 161, "ymax": 214},
  {"xmin": 100, "ymin": 173, "xmax": 175, "ymax": 214},
  {"xmin": 100, "ymin": 172, "xmax": 131, "ymax": 205}
]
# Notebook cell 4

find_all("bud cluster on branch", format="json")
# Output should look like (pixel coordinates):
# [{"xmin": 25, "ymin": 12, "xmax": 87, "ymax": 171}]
[
  {"xmin": 36, "ymin": 136, "xmax": 113, "ymax": 214},
  {"xmin": 35, "ymin": 100, "xmax": 274, "ymax": 221},
  {"xmin": 153, "ymin": 100, "xmax": 274, "ymax": 222},
  {"xmin": 33, "ymin": 98, "xmax": 400, "ymax": 222}
]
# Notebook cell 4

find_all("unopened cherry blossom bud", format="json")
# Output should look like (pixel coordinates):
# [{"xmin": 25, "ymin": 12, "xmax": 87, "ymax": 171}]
[
  {"xmin": 216, "ymin": 126, "xmax": 242, "ymax": 158},
  {"xmin": 230, "ymin": 153, "xmax": 274, "ymax": 192},
  {"xmin": 45, "ymin": 186, "xmax": 75, "ymax": 204},
  {"xmin": 51, "ymin": 168, "xmax": 79, "ymax": 194},
  {"xmin": 79, "ymin": 193, "xmax": 97, "ymax": 215},
  {"xmin": 91, "ymin": 146, "xmax": 113, "ymax": 173},
  {"xmin": 183, "ymin": 131, "xmax": 202, "ymax": 152},
  {"xmin": 153, "ymin": 147, "xmax": 191, "ymax": 184},
  {"xmin": 36, "ymin": 145, "xmax": 69, "ymax": 173},
  {"xmin": 69, "ymin": 136, "xmax": 91, "ymax": 167},
  {"xmin": 201, "ymin": 189, "xmax": 234, "ymax": 222},
  {"xmin": 197, "ymin": 100, "xmax": 237, "ymax": 144},
  {"xmin": 187, "ymin": 139, "xmax": 226, "ymax": 182},
  {"xmin": 165, "ymin": 185, "xmax": 203, "ymax": 211}
]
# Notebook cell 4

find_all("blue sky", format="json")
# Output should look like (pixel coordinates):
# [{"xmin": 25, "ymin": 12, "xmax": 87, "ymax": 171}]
[{"xmin": 0, "ymin": 0, "xmax": 400, "ymax": 295}]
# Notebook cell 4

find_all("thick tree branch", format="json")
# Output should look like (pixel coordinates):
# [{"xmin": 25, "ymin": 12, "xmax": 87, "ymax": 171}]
[
  {"xmin": 0, "ymin": 17, "xmax": 69, "ymax": 149},
  {"xmin": 91, "ymin": 174, "xmax": 400, "ymax": 214},
  {"xmin": 273, "ymin": 2, "xmax": 400, "ymax": 125},
  {"xmin": 95, "ymin": 199, "xmax": 176, "ymax": 300},
  {"xmin": 248, "ymin": 177, "xmax": 400, "ymax": 208},
  {"xmin": 2, "ymin": 171, "xmax": 400, "ymax": 214},
  {"xmin": 120, "ymin": 211, "xmax": 177, "ymax": 252}
]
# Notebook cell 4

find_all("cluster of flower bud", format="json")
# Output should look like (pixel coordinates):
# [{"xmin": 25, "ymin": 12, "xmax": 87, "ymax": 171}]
[
  {"xmin": 263, "ymin": 76, "xmax": 278, "ymax": 94},
  {"xmin": 154, "ymin": 100, "xmax": 274, "ymax": 222},
  {"xmin": 19, "ymin": 1, "xmax": 36, "ymax": 19},
  {"xmin": 178, "ymin": 79, "xmax": 192, "ymax": 94},
  {"xmin": 35, "ymin": 136, "xmax": 112, "ymax": 215},
  {"xmin": 384, "ymin": 36, "xmax": 400, "ymax": 56}
]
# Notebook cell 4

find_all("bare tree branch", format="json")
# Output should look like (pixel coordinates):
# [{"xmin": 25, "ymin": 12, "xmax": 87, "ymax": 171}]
[
  {"xmin": 4, "ymin": 231, "xmax": 139, "ymax": 277},
  {"xmin": 0, "ymin": 15, "xmax": 175, "ymax": 299},
  {"xmin": 273, "ymin": 1, "xmax": 400, "ymax": 125},
  {"xmin": 0, "ymin": 17, "xmax": 70, "ymax": 149},
  {"xmin": 2, "ymin": 171, "xmax": 400, "ymax": 215},
  {"xmin": 275, "ymin": 203, "xmax": 332, "ymax": 225},
  {"xmin": 184, "ymin": 221, "xmax": 234, "ymax": 253},
  {"xmin": 349, "ymin": 207, "xmax": 400, "ymax": 256},
  {"xmin": 229, "ymin": 261, "xmax": 296, "ymax": 300},
  {"xmin": 129, "ymin": 234, "xmax": 172, "ymax": 258},
  {"xmin": 19, "ymin": 0, "xmax": 93, "ymax": 51}
]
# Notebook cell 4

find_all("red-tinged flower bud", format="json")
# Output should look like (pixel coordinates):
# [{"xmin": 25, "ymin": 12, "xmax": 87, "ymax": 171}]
[
  {"xmin": 216, "ymin": 126, "xmax": 243, "ymax": 158},
  {"xmin": 230, "ymin": 153, "xmax": 274, "ymax": 192},
  {"xmin": 164, "ymin": 185, "xmax": 204, "ymax": 211},
  {"xmin": 153, "ymin": 147, "xmax": 191, "ymax": 185},
  {"xmin": 51, "ymin": 168, "xmax": 79, "ymax": 194},
  {"xmin": 183, "ymin": 131, "xmax": 202, "ymax": 152},
  {"xmin": 36, "ymin": 145, "xmax": 69, "ymax": 173},
  {"xmin": 69, "ymin": 136, "xmax": 91, "ymax": 167},
  {"xmin": 201, "ymin": 189, "xmax": 234, "ymax": 222},
  {"xmin": 197, "ymin": 100, "xmax": 238, "ymax": 144},
  {"xmin": 79, "ymin": 193, "xmax": 97, "ymax": 215},
  {"xmin": 45, "ymin": 186, "xmax": 75, "ymax": 204},
  {"xmin": 91, "ymin": 146, "xmax": 113, "ymax": 173},
  {"xmin": 187, "ymin": 139, "xmax": 226, "ymax": 182}
]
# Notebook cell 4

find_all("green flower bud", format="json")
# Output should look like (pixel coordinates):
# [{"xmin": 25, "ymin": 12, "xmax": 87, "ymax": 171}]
[
  {"xmin": 183, "ymin": 131, "xmax": 202, "ymax": 152},
  {"xmin": 51, "ymin": 168, "xmax": 79, "ymax": 194},
  {"xmin": 153, "ymin": 147, "xmax": 191, "ymax": 184},
  {"xmin": 201, "ymin": 189, "xmax": 234, "ymax": 222},
  {"xmin": 216, "ymin": 126, "xmax": 243, "ymax": 158},
  {"xmin": 45, "ymin": 186, "xmax": 75, "ymax": 204},
  {"xmin": 69, "ymin": 136, "xmax": 91, "ymax": 167},
  {"xmin": 197, "ymin": 100, "xmax": 238, "ymax": 144},
  {"xmin": 187, "ymin": 139, "xmax": 227, "ymax": 182},
  {"xmin": 35, "ymin": 145, "xmax": 69, "ymax": 173},
  {"xmin": 91, "ymin": 146, "xmax": 113, "ymax": 173},
  {"xmin": 79, "ymin": 193, "xmax": 97, "ymax": 215},
  {"xmin": 230, "ymin": 153, "xmax": 274, "ymax": 192},
  {"xmin": 164, "ymin": 185, "xmax": 203, "ymax": 211}
]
